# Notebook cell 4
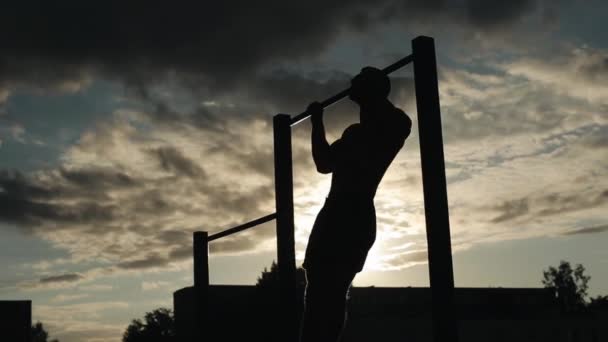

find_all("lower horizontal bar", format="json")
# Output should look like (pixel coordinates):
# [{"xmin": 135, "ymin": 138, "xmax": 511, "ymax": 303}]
[{"xmin": 208, "ymin": 213, "xmax": 277, "ymax": 242}]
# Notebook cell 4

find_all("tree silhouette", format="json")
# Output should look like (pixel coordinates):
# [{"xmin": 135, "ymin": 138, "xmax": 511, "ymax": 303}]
[
  {"xmin": 542, "ymin": 260, "xmax": 590, "ymax": 312},
  {"xmin": 253, "ymin": 261, "xmax": 306, "ymax": 341},
  {"xmin": 122, "ymin": 308, "xmax": 175, "ymax": 342},
  {"xmin": 256, "ymin": 260, "xmax": 306, "ymax": 290},
  {"xmin": 31, "ymin": 322, "xmax": 59, "ymax": 342},
  {"xmin": 588, "ymin": 295, "xmax": 608, "ymax": 313}
]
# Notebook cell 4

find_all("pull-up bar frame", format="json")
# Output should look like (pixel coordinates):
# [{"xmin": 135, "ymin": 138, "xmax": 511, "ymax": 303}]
[{"xmin": 189, "ymin": 36, "xmax": 457, "ymax": 342}]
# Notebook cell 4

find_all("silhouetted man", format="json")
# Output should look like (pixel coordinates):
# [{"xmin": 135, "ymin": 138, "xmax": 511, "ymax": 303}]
[{"xmin": 300, "ymin": 67, "xmax": 412, "ymax": 342}]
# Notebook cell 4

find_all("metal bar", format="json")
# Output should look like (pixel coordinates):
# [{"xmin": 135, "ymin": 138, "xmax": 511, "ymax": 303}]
[
  {"xmin": 412, "ymin": 36, "xmax": 458, "ymax": 342},
  {"xmin": 193, "ymin": 231, "xmax": 209, "ymax": 342},
  {"xmin": 208, "ymin": 213, "xmax": 277, "ymax": 242},
  {"xmin": 193, "ymin": 231, "xmax": 209, "ymax": 288},
  {"xmin": 290, "ymin": 54, "xmax": 413, "ymax": 126},
  {"xmin": 273, "ymin": 113, "xmax": 299, "ymax": 342}
]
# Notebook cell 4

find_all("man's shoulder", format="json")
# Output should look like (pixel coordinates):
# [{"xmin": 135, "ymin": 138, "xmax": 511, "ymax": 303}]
[
  {"xmin": 342, "ymin": 123, "xmax": 362, "ymax": 138},
  {"xmin": 392, "ymin": 107, "xmax": 411, "ymax": 125},
  {"xmin": 388, "ymin": 107, "xmax": 412, "ymax": 139}
]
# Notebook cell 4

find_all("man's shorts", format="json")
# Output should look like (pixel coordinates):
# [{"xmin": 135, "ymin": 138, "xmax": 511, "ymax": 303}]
[{"xmin": 303, "ymin": 197, "xmax": 376, "ymax": 274}]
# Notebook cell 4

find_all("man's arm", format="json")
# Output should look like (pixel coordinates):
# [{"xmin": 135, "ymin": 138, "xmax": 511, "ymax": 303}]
[{"xmin": 309, "ymin": 102, "xmax": 333, "ymax": 174}]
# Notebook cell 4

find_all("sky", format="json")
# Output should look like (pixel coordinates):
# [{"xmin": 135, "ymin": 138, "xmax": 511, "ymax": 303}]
[{"xmin": 0, "ymin": 1, "xmax": 607, "ymax": 341}]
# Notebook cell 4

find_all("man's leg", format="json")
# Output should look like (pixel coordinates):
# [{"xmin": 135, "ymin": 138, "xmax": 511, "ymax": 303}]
[{"xmin": 300, "ymin": 267, "xmax": 356, "ymax": 342}]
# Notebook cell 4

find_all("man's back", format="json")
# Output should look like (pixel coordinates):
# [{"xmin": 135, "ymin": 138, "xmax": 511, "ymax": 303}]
[{"xmin": 327, "ymin": 104, "xmax": 411, "ymax": 202}]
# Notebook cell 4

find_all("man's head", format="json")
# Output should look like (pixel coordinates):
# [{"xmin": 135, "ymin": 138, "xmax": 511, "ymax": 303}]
[{"xmin": 349, "ymin": 66, "xmax": 391, "ymax": 105}]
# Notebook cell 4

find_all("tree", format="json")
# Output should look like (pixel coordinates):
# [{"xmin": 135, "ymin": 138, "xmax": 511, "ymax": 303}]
[
  {"xmin": 31, "ymin": 322, "xmax": 59, "ymax": 342},
  {"xmin": 254, "ymin": 261, "xmax": 307, "ymax": 340},
  {"xmin": 256, "ymin": 260, "xmax": 306, "ymax": 290},
  {"xmin": 122, "ymin": 308, "xmax": 175, "ymax": 342},
  {"xmin": 542, "ymin": 260, "xmax": 590, "ymax": 312},
  {"xmin": 588, "ymin": 295, "xmax": 608, "ymax": 313}
]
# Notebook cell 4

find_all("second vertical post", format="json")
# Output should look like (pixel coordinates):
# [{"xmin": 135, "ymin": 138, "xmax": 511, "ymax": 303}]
[
  {"xmin": 193, "ymin": 231, "xmax": 209, "ymax": 342},
  {"xmin": 273, "ymin": 114, "xmax": 298, "ymax": 342},
  {"xmin": 412, "ymin": 36, "xmax": 458, "ymax": 342}
]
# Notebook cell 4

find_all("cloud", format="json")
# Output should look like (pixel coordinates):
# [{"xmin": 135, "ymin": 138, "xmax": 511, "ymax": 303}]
[
  {"xmin": 411, "ymin": 46, "xmax": 608, "ymax": 252},
  {"xmin": 167, "ymin": 245, "xmax": 193, "ymax": 262},
  {"xmin": 5, "ymin": 46, "xmax": 607, "ymax": 279},
  {"xmin": 0, "ymin": 0, "xmax": 549, "ymax": 99},
  {"xmin": 147, "ymin": 146, "xmax": 206, "ymax": 178},
  {"xmin": 141, "ymin": 280, "xmax": 170, "ymax": 291},
  {"xmin": 1, "ymin": 103, "xmax": 285, "ymax": 287},
  {"xmin": 562, "ymin": 224, "xmax": 608, "ymax": 236},
  {"xmin": 580, "ymin": 125, "xmax": 608, "ymax": 149},
  {"xmin": 59, "ymin": 168, "xmax": 140, "ymax": 190},
  {"xmin": 537, "ymin": 190, "xmax": 608, "ymax": 217},
  {"xmin": 3, "ymin": 4, "xmax": 604, "ymax": 340},
  {"xmin": 116, "ymin": 254, "xmax": 169, "ymax": 270},
  {"xmin": 50, "ymin": 293, "xmax": 90, "ymax": 303},
  {"xmin": 473, "ymin": 184, "xmax": 608, "ymax": 237},
  {"xmin": 39, "ymin": 273, "xmax": 83, "ymax": 284},
  {"xmin": 464, "ymin": 0, "xmax": 538, "ymax": 28},
  {"xmin": 489, "ymin": 188, "xmax": 608, "ymax": 224},
  {"xmin": 157, "ymin": 230, "xmax": 190, "ymax": 246},
  {"xmin": 371, "ymin": 250, "xmax": 429, "ymax": 271},
  {"xmin": 2, "ymin": 3, "xmax": 606, "ymax": 281},
  {"xmin": 35, "ymin": 301, "xmax": 129, "ymax": 342},
  {"xmin": 0, "ymin": 88, "xmax": 9, "ymax": 103},
  {"xmin": 490, "ymin": 198, "xmax": 530, "ymax": 223},
  {"xmin": 503, "ymin": 44, "xmax": 608, "ymax": 103},
  {"xmin": 78, "ymin": 284, "xmax": 113, "ymax": 292}
]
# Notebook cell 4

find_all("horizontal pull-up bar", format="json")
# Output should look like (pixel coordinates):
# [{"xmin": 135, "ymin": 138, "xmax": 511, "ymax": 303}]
[
  {"xmin": 208, "ymin": 213, "xmax": 277, "ymax": 242},
  {"xmin": 290, "ymin": 54, "xmax": 413, "ymax": 126}
]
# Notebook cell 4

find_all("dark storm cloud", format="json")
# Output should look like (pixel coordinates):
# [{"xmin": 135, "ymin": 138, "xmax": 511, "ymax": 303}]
[
  {"xmin": 1, "ymin": 167, "xmax": 137, "ymax": 202},
  {"xmin": 489, "ymin": 189, "xmax": 608, "ymax": 223},
  {"xmin": 438, "ymin": 68, "xmax": 577, "ymax": 143},
  {"xmin": 562, "ymin": 224, "xmax": 608, "ymax": 236},
  {"xmin": 0, "ymin": 170, "xmax": 118, "ymax": 226},
  {"xmin": 0, "ymin": 191, "xmax": 54, "ymax": 225},
  {"xmin": 580, "ymin": 125, "xmax": 608, "ymax": 149},
  {"xmin": 490, "ymin": 198, "xmax": 530, "ymax": 223},
  {"xmin": 168, "ymin": 246, "xmax": 192, "ymax": 261},
  {"xmin": 537, "ymin": 190, "xmax": 608, "ymax": 217},
  {"xmin": 245, "ymin": 71, "xmax": 415, "ymax": 120},
  {"xmin": 0, "ymin": 1, "xmax": 544, "ymax": 94},
  {"xmin": 0, "ymin": 170, "xmax": 55, "ymax": 199},
  {"xmin": 465, "ymin": 0, "xmax": 537, "ymax": 28},
  {"xmin": 130, "ymin": 190, "xmax": 172, "ymax": 215},
  {"xmin": 116, "ymin": 254, "xmax": 169, "ymax": 270},
  {"xmin": 148, "ymin": 146, "xmax": 206, "ymax": 178},
  {"xmin": 60, "ymin": 168, "xmax": 140, "ymax": 189},
  {"xmin": 573, "ymin": 54, "xmax": 608, "ymax": 83},
  {"xmin": 39, "ymin": 273, "xmax": 83, "ymax": 284},
  {"xmin": 158, "ymin": 230, "xmax": 190, "ymax": 245},
  {"xmin": 0, "ymin": 160, "xmax": 275, "ymax": 231},
  {"xmin": 132, "ymin": 87, "xmax": 233, "ymax": 132},
  {"xmin": 0, "ymin": 121, "xmax": 279, "ymax": 266},
  {"xmin": 247, "ymin": 71, "xmax": 354, "ymax": 114}
]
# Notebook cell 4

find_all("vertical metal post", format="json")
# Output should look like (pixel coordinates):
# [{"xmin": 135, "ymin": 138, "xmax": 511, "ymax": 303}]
[
  {"xmin": 412, "ymin": 36, "xmax": 458, "ymax": 342},
  {"xmin": 273, "ymin": 114, "xmax": 298, "ymax": 342},
  {"xmin": 194, "ymin": 231, "xmax": 209, "ymax": 289},
  {"xmin": 193, "ymin": 231, "xmax": 209, "ymax": 341}
]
